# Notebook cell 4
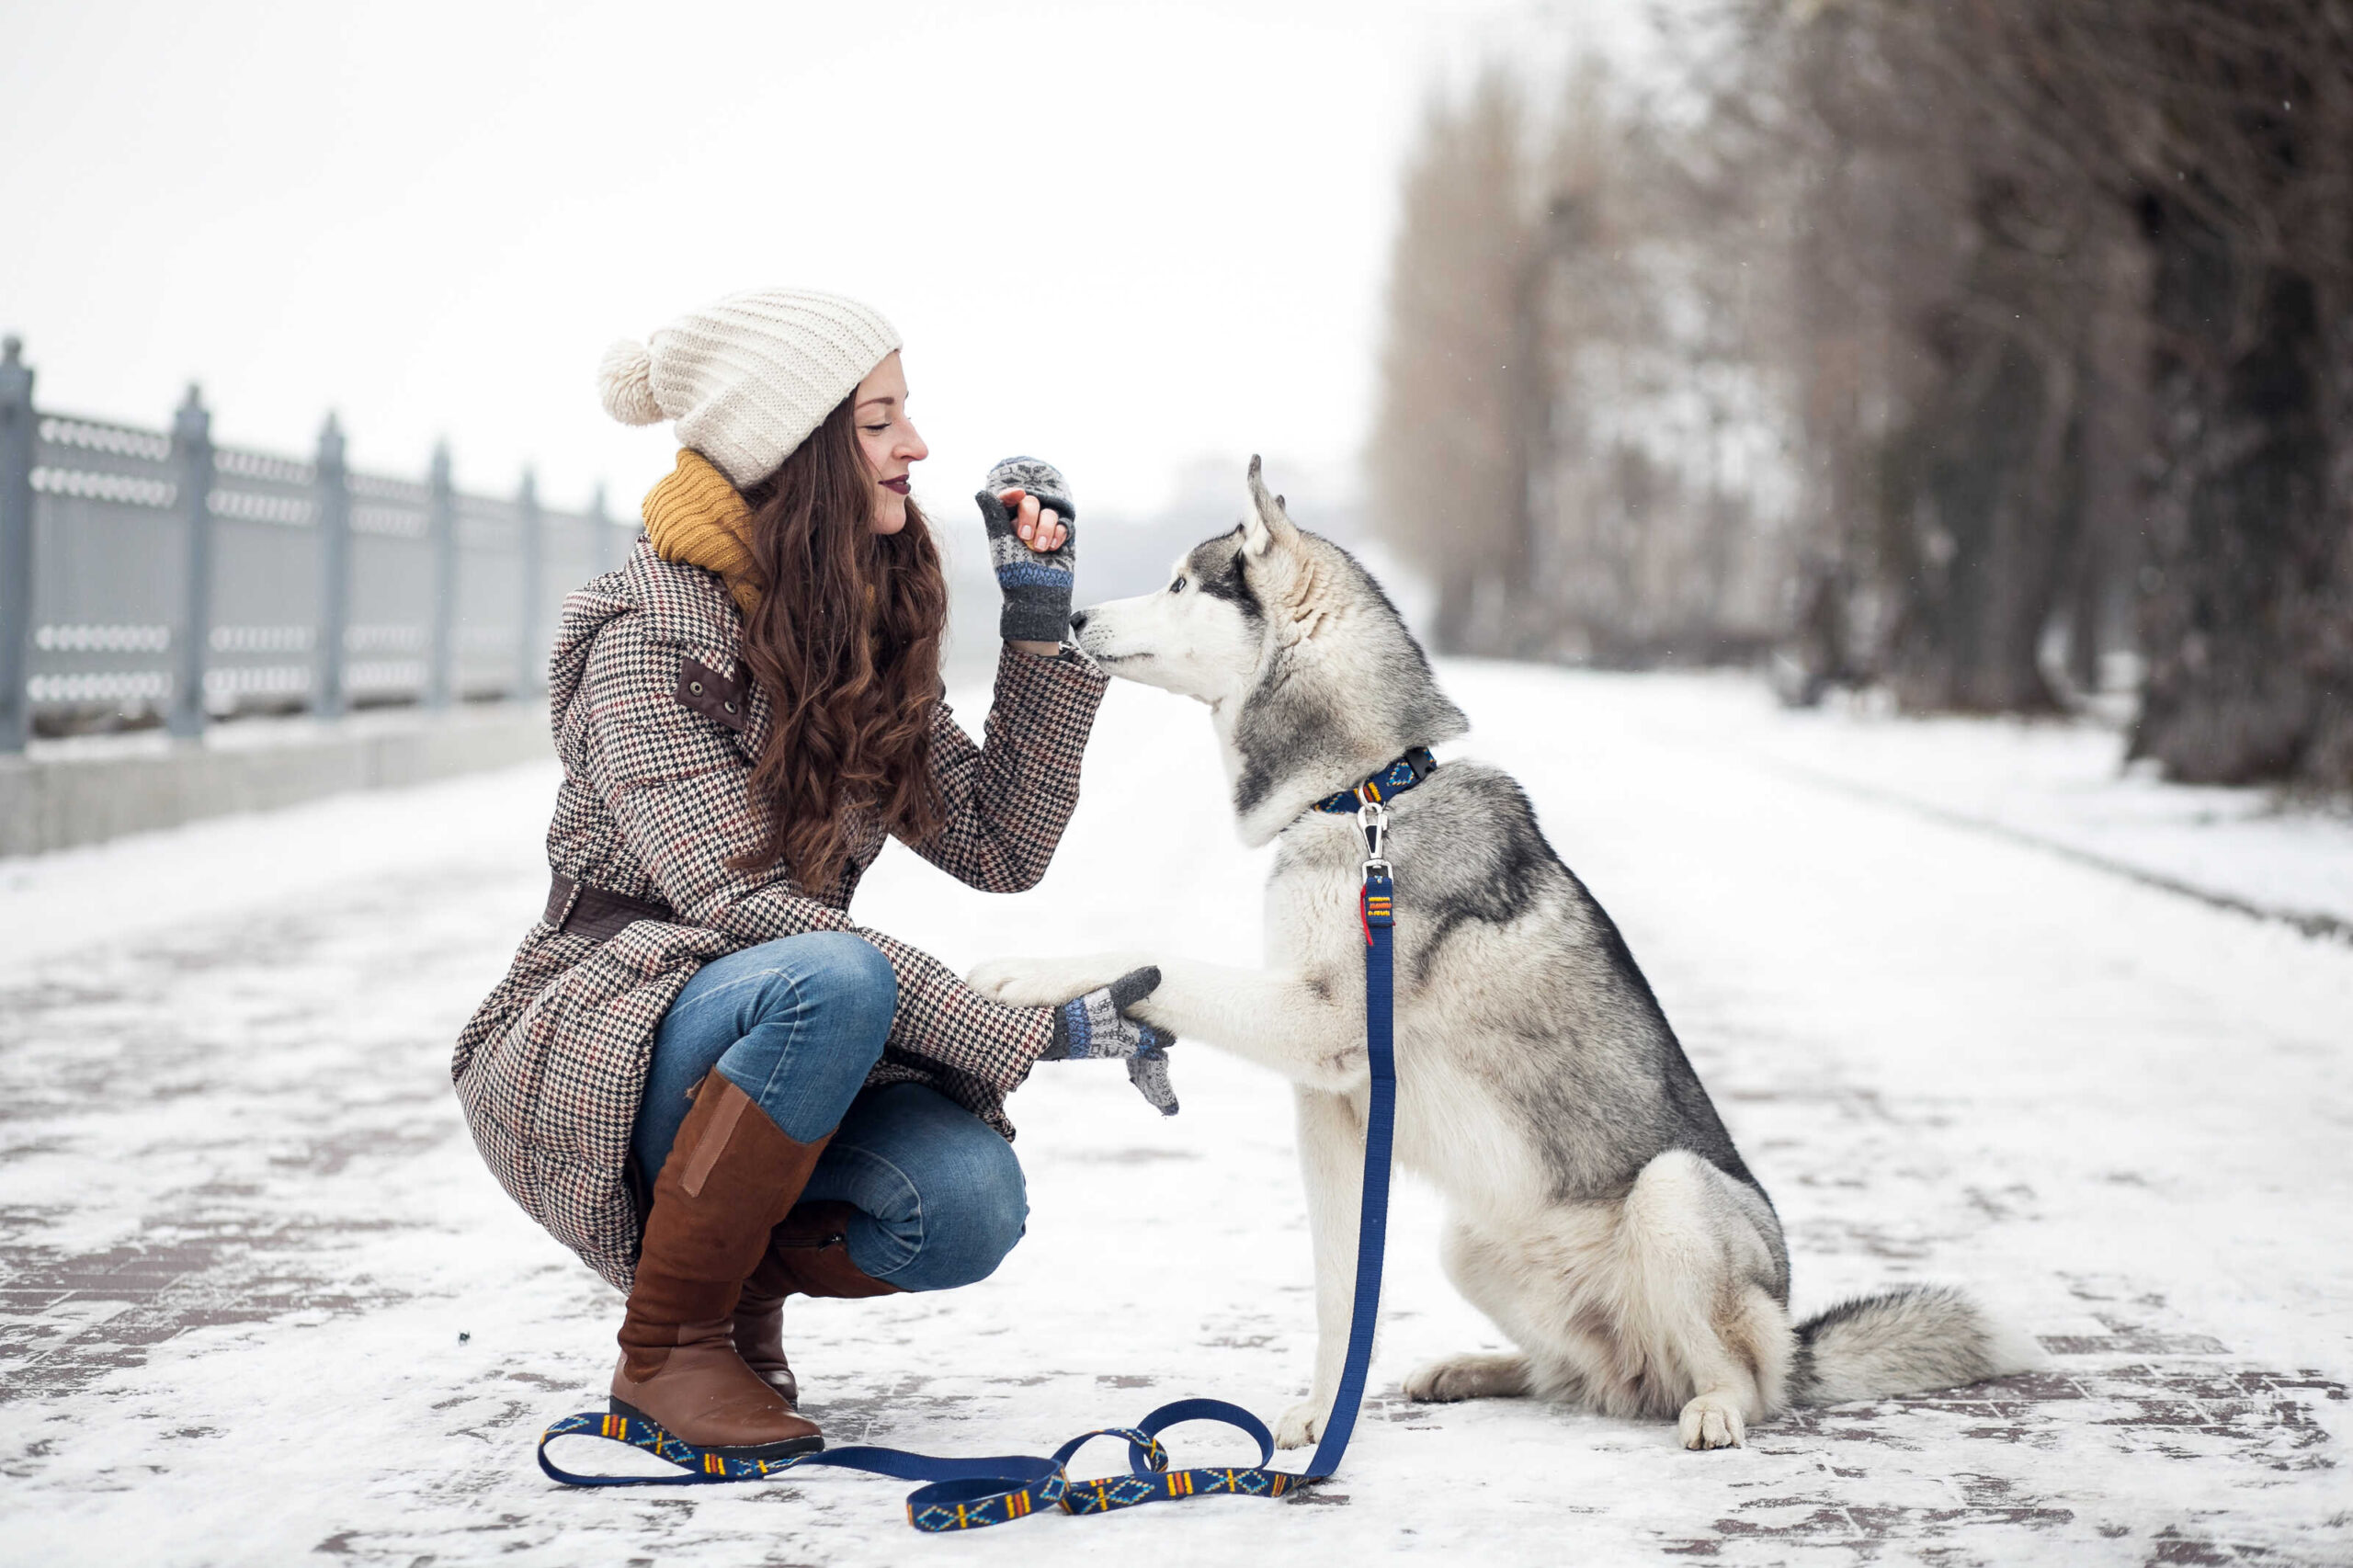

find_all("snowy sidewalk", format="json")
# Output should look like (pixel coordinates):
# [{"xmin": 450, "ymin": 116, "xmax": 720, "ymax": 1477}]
[
  {"xmin": 1624, "ymin": 669, "xmax": 2353, "ymax": 937},
  {"xmin": 2, "ymin": 665, "xmax": 2348, "ymax": 1566}
]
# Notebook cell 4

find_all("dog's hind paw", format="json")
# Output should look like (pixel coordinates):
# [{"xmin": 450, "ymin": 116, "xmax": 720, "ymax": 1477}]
[
  {"xmin": 1677, "ymin": 1392, "xmax": 1746, "ymax": 1450},
  {"xmin": 1404, "ymin": 1352, "xmax": 1533, "ymax": 1404},
  {"xmin": 1272, "ymin": 1398, "xmax": 1327, "ymax": 1449}
]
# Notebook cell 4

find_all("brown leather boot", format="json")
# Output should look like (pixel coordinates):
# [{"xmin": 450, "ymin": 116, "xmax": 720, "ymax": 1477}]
[
  {"xmin": 733, "ymin": 1201, "xmax": 904, "ymax": 1407},
  {"xmin": 611, "ymin": 1070, "xmax": 830, "ymax": 1459}
]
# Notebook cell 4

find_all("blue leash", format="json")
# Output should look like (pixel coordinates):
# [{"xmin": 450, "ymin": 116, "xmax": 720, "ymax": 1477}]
[{"xmin": 539, "ymin": 801, "xmax": 1404, "ymax": 1532}]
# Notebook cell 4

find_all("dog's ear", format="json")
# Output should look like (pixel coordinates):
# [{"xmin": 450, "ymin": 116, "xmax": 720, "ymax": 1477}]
[{"xmin": 1241, "ymin": 454, "xmax": 1298, "ymax": 558}]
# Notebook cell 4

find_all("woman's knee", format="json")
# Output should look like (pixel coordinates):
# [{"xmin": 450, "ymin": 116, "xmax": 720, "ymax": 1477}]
[
  {"xmin": 777, "ymin": 933, "xmax": 896, "ymax": 1053},
  {"xmin": 707, "ymin": 934, "xmax": 897, "ymax": 1139},
  {"xmin": 961, "ymin": 1132, "xmax": 1029, "ymax": 1263},
  {"xmin": 811, "ymin": 1085, "xmax": 1029, "ymax": 1290},
  {"xmin": 722, "ymin": 932, "xmax": 895, "ymax": 1059},
  {"xmin": 909, "ymin": 1133, "xmax": 1029, "ymax": 1290}
]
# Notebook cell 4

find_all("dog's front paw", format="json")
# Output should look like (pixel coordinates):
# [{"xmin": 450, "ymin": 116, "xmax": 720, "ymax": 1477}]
[
  {"xmin": 1272, "ymin": 1397, "xmax": 1328, "ymax": 1450},
  {"xmin": 1677, "ymin": 1392, "xmax": 1746, "ymax": 1450},
  {"xmin": 967, "ymin": 953, "xmax": 1149, "ymax": 1008}
]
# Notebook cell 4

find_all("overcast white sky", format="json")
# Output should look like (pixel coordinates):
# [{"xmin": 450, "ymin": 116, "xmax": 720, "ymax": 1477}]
[{"xmin": 2, "ymin": 0, "xmax": 1654, "ymax": 524}]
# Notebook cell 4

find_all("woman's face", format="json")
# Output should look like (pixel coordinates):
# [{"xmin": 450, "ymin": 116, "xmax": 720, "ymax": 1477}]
[{"xmin": 853, "ymin": 352, "xmax": 927, "ymax": 536}]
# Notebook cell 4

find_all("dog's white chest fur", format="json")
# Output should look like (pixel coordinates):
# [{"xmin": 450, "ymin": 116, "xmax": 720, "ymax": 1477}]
[{"xmin": 1262, "ymin": 816, "xmax": 1552, "ymax": 1215}]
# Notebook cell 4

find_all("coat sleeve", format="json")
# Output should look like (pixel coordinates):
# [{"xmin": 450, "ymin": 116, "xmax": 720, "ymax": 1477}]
[
  {"xmin": 900, "ymin": 643, "xmax": 1110, "ymax": 892},
  {"xmin": 579, "ymin": 610, "xmax": 1054, "ymax": 1098}
]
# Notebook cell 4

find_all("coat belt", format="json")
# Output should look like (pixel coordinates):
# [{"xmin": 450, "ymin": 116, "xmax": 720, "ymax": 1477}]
[{"xmin": 545, "ymin": 874, "xmax": 676, "ymax": 942}]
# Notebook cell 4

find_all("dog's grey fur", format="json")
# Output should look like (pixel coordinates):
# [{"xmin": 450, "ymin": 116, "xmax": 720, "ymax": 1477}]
[{"xmin": 972, "ymin": 460, "xmax": 2038, "ymax": 1449}]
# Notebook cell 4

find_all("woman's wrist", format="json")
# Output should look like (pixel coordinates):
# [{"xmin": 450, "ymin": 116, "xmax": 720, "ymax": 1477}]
[{"xmin": 1006, "ymin": 639, "xmax": 1061, "ymax": 658}]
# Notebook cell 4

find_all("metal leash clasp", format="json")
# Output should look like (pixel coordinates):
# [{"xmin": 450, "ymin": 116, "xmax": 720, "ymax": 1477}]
[{"xmin": 1356, "ymin": 794, "xmax": 1391, "ymax": 881}]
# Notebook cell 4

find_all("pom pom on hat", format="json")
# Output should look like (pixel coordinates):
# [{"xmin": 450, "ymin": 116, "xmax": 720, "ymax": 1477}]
[{"xmin": 597, "ymin": 339, "xmax": 664, "ymax": 426}]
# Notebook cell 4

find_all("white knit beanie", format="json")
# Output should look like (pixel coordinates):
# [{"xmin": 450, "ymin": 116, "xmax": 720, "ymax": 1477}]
[{"xmin": 596, "ymin": 288, "xmax": 904, "ymax": 488}]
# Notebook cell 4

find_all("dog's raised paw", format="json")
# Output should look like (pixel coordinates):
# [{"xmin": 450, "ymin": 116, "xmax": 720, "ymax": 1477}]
[
  {"xmin": 1272, "ymin": 1399, "xmax": 1325, "ymax": 1449},
  {"xmin": 965, "ymin": 955, "xmax": 1140, "ymax": 1007},
  {"xmin": 964, "ymin": 957, "xmax": 1081, "ymax": 1006},
  {"xmin": 1677, "ymin": 1392, "xmax": 1745, "ymax": 1450},
  {"xmin": 1404, "ymin": 1352, "xmax": 1532, "ymax": 1404}
]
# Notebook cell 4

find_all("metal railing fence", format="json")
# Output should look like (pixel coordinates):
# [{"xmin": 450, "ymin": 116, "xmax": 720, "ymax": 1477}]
[{"xmin": 0, "ymin": 335, "xmax": 639, "ymax": 749}]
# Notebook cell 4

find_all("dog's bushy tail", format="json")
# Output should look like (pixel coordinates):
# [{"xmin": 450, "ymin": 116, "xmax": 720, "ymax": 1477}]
[{"xmin": 1787, "ymin": 1284, "xmax": 2040, "ymax": 1405}]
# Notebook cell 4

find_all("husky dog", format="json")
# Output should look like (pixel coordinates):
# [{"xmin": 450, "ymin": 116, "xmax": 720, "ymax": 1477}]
[{"xmin": 971, "ymin": 459, "xmax": 2036, "ymax": 1450}]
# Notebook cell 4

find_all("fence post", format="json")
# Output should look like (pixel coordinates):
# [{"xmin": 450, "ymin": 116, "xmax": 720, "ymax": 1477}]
[
  {"xmin": 597, "ymin": 482, "xmax": 634, "ymax": 570},
  {"xmin": 313, "ymin": 412, "xmax": 351, "ymax": 719},
  {"xmin": 516, "ymin": 468, "xmax": 542, "ymax": 699},
  {"xmin": 591, "ymin": 483, "xmax": 616, "ymax": 570},
  {"xmin": 426, "ymin": 441, "xmax": 457, "ymax": 709},
  {"xmin": 167, "ymin": 383, "xmax": 214, "ymax": 740},
  {"xmin": 0, "ymin": 337, "xmax": 34, "ymax": 755}
]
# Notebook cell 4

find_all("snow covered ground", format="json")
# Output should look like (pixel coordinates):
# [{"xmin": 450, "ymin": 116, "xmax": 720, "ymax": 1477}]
[
  {"xmin": 2, "ymin": 665, "xmax": 2348, "ymax": 1565},
  {"xmin": 1667, "ymin": 671, "xmax": 2353, "ymax": 937}
]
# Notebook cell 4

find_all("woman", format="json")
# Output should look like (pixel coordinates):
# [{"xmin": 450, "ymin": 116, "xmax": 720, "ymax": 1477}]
[{"xmin": 451, "ymin": 288, "xmax": 1170, "ymax": 1461}]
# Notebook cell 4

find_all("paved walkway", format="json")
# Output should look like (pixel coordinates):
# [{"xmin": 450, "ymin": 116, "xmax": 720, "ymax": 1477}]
[{"xmin": 2, "ymin": 667, "xmax": 2347, "ymax": 1565}]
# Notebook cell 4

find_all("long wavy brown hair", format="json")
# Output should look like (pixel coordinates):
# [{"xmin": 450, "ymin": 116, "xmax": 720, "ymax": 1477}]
[{"xmin": 730, "ymin": 396, "xmax": 948, "ymax": 892}]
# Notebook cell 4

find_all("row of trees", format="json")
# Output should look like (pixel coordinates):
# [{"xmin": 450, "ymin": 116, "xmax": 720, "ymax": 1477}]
[{"xmin": 1371, "ymin": 1, "xmax": 2353, "ymax": 788}]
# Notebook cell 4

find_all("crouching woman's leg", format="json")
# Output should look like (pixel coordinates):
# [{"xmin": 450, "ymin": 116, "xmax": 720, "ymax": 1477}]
[
  {"xmin": 729, "ymin": 1081, "xmax": 1026, "ymax": 1408},
  {"xmin": 631, "ymin": 931, "xmax": 899, "ymax": 1173},
  {"xmin": 616, "ymin": 930, "xmax": 897, "ymax": 1454},
  {"xmin": 798, "ymin": 1081, "xmax": 1029, "ymax": 1291}
]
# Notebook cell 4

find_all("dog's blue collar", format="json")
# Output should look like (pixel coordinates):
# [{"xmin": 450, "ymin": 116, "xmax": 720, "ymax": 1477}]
[{"xmin": 1311, "ymin": 746, "xmax": 1438, "ymax": 815}]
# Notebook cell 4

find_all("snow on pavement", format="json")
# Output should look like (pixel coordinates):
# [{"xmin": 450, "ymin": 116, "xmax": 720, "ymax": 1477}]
[
  {"xmin": 1631, "ymin": 670, "xmax": 2353, "ymax": 936},
  {"xmin": 1, "ymin": 665, "xmax": 2347, "ymax": 1566}
]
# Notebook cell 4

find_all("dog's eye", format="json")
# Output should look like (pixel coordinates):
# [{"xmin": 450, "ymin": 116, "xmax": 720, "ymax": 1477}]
[{"xmin": 1168, "ymin": 577, "xmax": 1186, "ymax": 594}]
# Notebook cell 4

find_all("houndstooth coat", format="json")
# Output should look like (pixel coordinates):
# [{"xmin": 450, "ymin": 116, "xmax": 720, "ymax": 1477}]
[{"xmin": 452, "ymin": 540, "xmax": 1108, "ymax": 1290}]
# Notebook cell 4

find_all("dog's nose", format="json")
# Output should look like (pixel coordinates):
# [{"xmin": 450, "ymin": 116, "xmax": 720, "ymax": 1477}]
[{"xmin": 1068, "ymin": 608, "xmax": 1089, "ymax": 633}]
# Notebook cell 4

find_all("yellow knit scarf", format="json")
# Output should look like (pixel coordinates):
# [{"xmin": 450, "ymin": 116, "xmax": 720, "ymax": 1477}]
[{"xmin": 642, "ymin": 449, "xmax": 762, "ymax": 617}]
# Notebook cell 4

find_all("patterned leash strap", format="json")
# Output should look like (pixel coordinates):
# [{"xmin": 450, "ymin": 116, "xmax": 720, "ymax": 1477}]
[
  {"xmin": 536, "ymin": 1397, "xmax": 1306, "ymax": 1528},
  {"xmin": 535, "ymin": 825, "xmax": 1400, "ymax": 1532}
]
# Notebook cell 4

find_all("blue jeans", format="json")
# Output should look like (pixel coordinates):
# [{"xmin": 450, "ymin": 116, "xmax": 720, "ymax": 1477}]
[{"xmin": 631, "ymin": 932, "xmax": 1028, "ymax": 1292}]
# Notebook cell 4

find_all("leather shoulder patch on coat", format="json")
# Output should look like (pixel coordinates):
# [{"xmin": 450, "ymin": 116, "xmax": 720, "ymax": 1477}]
[{"xmin": 675, "ymin": 656, "xmax": 747, "ymax": 733}]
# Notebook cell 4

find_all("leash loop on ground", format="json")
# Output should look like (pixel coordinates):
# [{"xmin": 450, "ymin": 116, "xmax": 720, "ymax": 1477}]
[{"xmin": 538, "ymin": 755, "xmax": 1420, "ymax": 1529}]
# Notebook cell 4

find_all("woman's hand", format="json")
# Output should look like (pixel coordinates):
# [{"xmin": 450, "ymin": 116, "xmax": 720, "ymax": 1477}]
[
  {"xmin": 1034, "ymin": 965, "xmax": 1179, "ymax": 1116},
  {"xmin": 975, "ymin": 456, "xmax": 1077, "ymax": 653},
  {"xmin": 994, "ymin": 488, "xmax": 1069, "ymax": 554}
]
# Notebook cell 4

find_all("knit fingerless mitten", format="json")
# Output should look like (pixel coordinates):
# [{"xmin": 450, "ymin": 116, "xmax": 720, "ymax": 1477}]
[
  {"xmin": 1039, "ymin": 966, "xmax": 1178, "ymax": 1116},
  {"xmin": 976, "ymin": 456, "xmax": 1078, "ymax": 643},
  {"xmin": 1123, "ymin": 1049, "xmax": 1178, "ymax": 1119}
]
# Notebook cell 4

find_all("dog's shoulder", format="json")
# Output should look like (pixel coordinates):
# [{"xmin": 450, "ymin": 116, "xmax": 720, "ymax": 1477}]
[
  {"xmin": 1391, "ymin": 760, "xmax": 1667, "ymax": 989},
  {"xmin": 1393, "ymin": 760, "xmax": 1568, "ymax": 913}
]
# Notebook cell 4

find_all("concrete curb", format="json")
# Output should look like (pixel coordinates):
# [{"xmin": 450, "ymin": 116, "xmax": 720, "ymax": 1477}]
[{"xmin": 0, "ymin": 703, "xmax": 551, "ymax": 858}]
